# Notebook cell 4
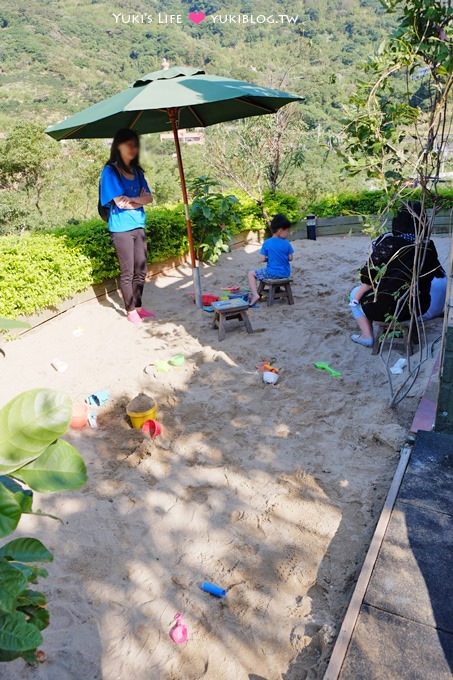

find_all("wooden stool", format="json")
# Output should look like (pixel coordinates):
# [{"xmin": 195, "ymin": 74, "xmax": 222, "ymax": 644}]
[
  {"xmin": 371, "ymin": 320, "xmax": 419, "ymax": 356},
  {"xmin": 212, "ymin": 299, "xmax": 253, "ymax": 341},
  {"xmin": 257, "ymin": 278, "xmax": 294, "ymax": 306}
]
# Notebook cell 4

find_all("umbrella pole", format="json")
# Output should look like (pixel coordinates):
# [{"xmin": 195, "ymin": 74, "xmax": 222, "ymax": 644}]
[{"xmin": 167, "ymin": 108, "xmax": 202, "ymax": 309}]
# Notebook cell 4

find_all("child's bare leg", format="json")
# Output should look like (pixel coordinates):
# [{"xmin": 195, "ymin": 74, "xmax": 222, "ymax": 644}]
[
  {"xmin": 248, "ymin": 271, "xmax": 260, "ymax": 305},
  {"xmin": 349, "ymin": 286, "xmax": 373, "ymax": 340},
  {"xmin": 355, "ymin": 315, "xmax": 373, "ymax": 339}
]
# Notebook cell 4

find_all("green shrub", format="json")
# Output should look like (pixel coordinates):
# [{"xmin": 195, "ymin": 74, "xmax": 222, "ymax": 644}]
[
  {"xmin": 234, "ymin": 190, "xmax": 302, "ymax": 233},
  {"xmin": 53, "ymin": 220, "xmax": 119, "ymax": 283},
  {"xmin": 305, "ymin": 188, "xmax": 453, "ymax": 217},
  {"xmin": 234, "ymin": 193, "xmax": 264, "ymax": 233},
  {"xmin": 262, "ymin": 190, "xmax": 302, "ymax": 224},
  {"xmin": 0, "ymin": 234, "xmax": 94, "ymax": 317},
  {"xmin": 305, "ymin": 190, "xmax": 388, "ymax": 217},
  {"xmin": 146, "ymin": 205, "xmax": 187, "ymax": 262},
  {"xmin": 189, "ymin": 176, "xmax": 240, "ymax": 263},
  {"xmin": 0, "ymin": 193, "xmax": 29, "ymax": 235}
]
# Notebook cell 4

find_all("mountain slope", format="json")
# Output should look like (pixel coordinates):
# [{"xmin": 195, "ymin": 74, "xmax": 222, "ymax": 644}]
[{"xmin": 0, "ymin": 0, "xmax": 394, "ymax": 130}]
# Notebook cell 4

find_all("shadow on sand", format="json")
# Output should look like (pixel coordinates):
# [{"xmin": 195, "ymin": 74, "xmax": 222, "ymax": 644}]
[{"xmin": 0, "ymin": 242, "xmax": 414, "ymax": 679}]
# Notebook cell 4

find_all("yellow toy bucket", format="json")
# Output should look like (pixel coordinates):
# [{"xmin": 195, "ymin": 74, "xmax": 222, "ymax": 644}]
[{"xmin": 126, "ymin": 394, "xmax": 158, "ymax": 429}]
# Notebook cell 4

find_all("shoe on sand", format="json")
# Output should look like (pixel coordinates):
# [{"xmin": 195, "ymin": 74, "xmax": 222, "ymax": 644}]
[
  {"xmin": 137, "ymin": 307, "xmax": 157, "ymax": 319},
  {"xmin": 351, "ymin": 333, "xmax": 373, "ymax": 347},
  {"xmin": 127, "ymin": 310, "xmax": 143, "ymax": 324}
]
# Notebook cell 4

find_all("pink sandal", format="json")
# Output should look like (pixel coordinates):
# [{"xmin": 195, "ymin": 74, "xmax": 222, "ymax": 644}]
[
  {"xmin": 127, "ymin": 310, "xmax": 143, "ymax": 324},
  {"xmin": 137, "ymin": 307, "xmax": 157, "ymax": 319}
]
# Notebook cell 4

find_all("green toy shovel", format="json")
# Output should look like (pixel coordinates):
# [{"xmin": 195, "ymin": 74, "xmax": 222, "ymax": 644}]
[{"xmin": 314, "ymin": 362, "xmax": 342, "ymax": 379}]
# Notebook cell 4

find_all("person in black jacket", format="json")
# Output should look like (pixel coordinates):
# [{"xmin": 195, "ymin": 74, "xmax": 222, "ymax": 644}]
[{"xmin": 349, "ymin": 202, "xmax": 445, "ymax": 347}]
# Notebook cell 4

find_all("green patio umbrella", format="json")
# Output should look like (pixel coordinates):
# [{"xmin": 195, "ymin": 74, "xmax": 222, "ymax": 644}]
[{"xmin": 46, "ymin": 66, "xmax": 304, "ymax": 307}]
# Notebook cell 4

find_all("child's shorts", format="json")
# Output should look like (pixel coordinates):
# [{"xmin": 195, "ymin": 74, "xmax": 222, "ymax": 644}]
[{"xmin": 255, "ymin": 268, "xmax": 285, "ymax": 281}]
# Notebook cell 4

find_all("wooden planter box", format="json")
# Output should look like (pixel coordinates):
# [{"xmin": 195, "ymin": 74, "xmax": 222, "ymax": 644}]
[{"xmin": 290, "ymin": 211, "xmax": 452, "ymax": 240}]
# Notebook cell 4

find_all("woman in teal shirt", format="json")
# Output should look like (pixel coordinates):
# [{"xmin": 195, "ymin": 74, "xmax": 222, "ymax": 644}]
[{"xmin": 100, "ymin": 128, "xmax": 154, "ymax": 324}]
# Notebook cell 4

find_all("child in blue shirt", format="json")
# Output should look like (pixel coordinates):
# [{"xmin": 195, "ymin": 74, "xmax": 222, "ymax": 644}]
[{"xmin": 248, "ymin": 214, "xmax": 294, "ymax": 305}]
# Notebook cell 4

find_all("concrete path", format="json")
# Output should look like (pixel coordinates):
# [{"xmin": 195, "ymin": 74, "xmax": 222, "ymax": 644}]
[{"xmin": 339, "ymin": 430, "xmax": 453, "ymax": 679}]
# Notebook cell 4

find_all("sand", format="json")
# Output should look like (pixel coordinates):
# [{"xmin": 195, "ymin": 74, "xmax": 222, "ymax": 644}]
[{"xmin": 0, "ymin": 234, "xmax": 449, "ymax": 680}]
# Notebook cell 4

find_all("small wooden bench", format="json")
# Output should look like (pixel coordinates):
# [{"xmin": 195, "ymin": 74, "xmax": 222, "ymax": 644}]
[
  {"xmin": 212, "ymin": 299, "xmax": 253, "ymax": 341},
  {"xmin": 371, "ymin": 320, "xmax": 419, "ymax": 356},
  {"xmin": 257, "ymin": 278, "xmax": 294, "ymax": 306}
]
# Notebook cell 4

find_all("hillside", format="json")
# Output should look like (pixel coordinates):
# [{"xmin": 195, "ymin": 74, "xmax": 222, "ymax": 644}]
[
  {"xmin": 0, "ymin": 0, "xmax": 394, "ymax": 126},
  {"xmin": 0, "ymin": 0, "xmax": 398, "ymax": 226}
]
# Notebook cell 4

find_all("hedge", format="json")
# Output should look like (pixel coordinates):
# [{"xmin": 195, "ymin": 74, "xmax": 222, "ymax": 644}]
[
  {"xmin": 305, "ymin": 188, "xmax": 453, "ymax": 218},
  {"xmin": 0, "ymin": 234, "xmax": 93, "ymax": 317},
  {"xmin": 0, "ymin": 210, "xmax": 187, "ymax": 318},
  {"xmin": 233, "ymin": 190, "xmax": 301, "ymax": 232}
]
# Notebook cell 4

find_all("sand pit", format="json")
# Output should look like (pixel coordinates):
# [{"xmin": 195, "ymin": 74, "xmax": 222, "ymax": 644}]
[{"xmin": 0, "ymin": 234, "xmax": 449, "ymax": 680}]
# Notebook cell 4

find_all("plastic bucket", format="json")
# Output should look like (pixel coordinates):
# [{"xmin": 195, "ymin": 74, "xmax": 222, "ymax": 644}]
[
  {"xmin": 141, "ymin": 419, "xmax": 163, "ymax": 438},
  {"xmin": 127, "ymin": 404, "xmax": 158, "ymax": 429},
  {"xmin": 201, "ymin": 294, "xmax": 220, "ymax": 306}
]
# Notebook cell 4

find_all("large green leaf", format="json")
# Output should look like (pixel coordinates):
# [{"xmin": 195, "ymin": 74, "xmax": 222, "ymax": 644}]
[
  {"xmin": 14, "ymin": 439, "xmax": 87, "ymax": 492},
  {"xmin": 13, "ymin": 563, "xmax": 48, "ymax": 583},
  {"xmin": 18, "ymin": 604, "xmax": 49, "ymax": 632},
  {"xmin": 0, "ymin": 648, "xmax": 22, "ymax": 662},
  {"xmin": 0, "ymin": 611, "xmax": 42, "ymax": 652},
  {"xmin": 0, "ymin": 482, "xmax": 22, "ymax": 538},
  {"xmin": 0, "ymin": 561, "xmax": 27, "ymax": 612},
  {"xmin": 0, "ymin": 477, "xmax": 33, "ymax": 513},
  {"xmin": 10, "ymin": 562, "xmax": 33, "ymax": 581},
  {"xmin": 0, "ymin": 538, "xmax": 53, "ymax": 563},
  {"xmin": 0, "ymin": 646, "xmax": 39, "ymax": 663},
  {"xmin": 15, "ymin": 491, "xmax": 33, "ymax": 514},
  {"xmin": 0, "ymin": 318, "xmax": 30, "ymax": 330},
  {"xmin": 0, "ymin": 389, "xmax": 72, "ymax": 475},
  {"xmin": 16, "ymin": 590, "xmax": 47, "ymax": 608}
]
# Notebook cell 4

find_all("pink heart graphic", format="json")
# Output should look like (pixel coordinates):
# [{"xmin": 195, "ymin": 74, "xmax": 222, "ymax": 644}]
[{"xmin": 188, "ymin": 11, "xmax": 206, "ymax": 24}]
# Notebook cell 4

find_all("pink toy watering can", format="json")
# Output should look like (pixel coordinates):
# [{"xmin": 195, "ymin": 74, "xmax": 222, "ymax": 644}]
[{"xmin": 169, "ymin": 612, "xmax": 188, "ymax": 644}]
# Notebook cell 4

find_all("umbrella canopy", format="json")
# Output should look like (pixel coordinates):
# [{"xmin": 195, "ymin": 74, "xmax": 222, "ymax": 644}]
[
  {"xmin": 45, "ymin": 66, "xmax": 304, "ymax": 306},
  {"xmin": 46, "ymin": 66, "xmax": 303, "ymax": 139}
]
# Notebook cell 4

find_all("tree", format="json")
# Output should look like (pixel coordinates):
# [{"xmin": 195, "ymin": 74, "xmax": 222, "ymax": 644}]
[
  {"xmin": 342, "ymin": 0, "xmax": 452, "ymax": 202},
  {"xmin": 206, "ymin": 105, "xmax": 305, "ymax": 206},
  {"xmin": 341, "ymin": 0, "xmax": 452, "ymax": 405},
  {"xmin": 60, "ymin": 139, "xmax": 107, "ymax": 219},
  {"xmin": 0, "ymin": 122, "xmax": 59, "ymax": 216}
]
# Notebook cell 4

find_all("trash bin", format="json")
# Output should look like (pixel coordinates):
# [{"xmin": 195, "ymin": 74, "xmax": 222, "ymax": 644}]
[{"xmin": 306, "ymin": 214, "xmax": 317, "ymax": 240}]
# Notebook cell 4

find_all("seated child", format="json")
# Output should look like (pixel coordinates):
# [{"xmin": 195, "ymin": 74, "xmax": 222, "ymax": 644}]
[{"xmin": 248, "ymin": 214, "xmax": 294, "ymax": 306}]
